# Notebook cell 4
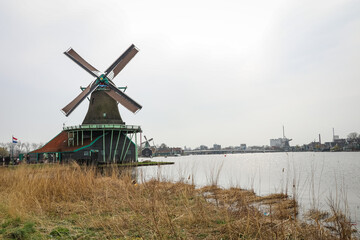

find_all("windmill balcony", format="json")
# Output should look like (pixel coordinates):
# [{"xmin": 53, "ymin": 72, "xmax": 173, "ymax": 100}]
[{"xmin": 63, "ymin": 124, "xmax": 142, "ymax": 132}]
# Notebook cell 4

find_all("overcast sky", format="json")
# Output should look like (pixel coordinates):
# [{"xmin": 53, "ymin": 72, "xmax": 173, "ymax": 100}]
[{"xmin": 0, "ymin": 0, "xmax": 359, "ymax": 148}]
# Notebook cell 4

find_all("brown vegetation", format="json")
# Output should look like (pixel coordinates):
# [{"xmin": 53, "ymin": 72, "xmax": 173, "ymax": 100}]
[{"xmin": 0, "ymin": 164, "xmax": 357, "ymax": 239}]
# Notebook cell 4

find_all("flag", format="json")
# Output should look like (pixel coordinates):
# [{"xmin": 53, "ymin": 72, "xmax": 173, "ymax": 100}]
[{"xmin": 12, "ymin": 136, "xmax": 18, "ymax": 144}]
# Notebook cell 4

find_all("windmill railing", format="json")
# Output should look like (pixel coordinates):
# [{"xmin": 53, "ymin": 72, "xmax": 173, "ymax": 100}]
[{"xmin": 63, "ymin": 124, "xmax": 142, "ymax": 132}]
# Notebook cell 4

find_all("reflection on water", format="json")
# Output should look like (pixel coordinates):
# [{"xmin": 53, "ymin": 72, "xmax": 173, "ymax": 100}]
[{"xmin": 137, "ymin": 152, "xmax": 360, "ymax": 225}]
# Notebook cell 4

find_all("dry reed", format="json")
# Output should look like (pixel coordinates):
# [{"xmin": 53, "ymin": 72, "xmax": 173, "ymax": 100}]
[{"xmin": 0, "ymin": 163, "xmax": 357, "ymax": 239}]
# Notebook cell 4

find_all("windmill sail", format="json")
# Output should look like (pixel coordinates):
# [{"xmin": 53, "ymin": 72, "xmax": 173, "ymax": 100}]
[
  {"xmin": 105, "ymin": 44, "xmax": 139, "ymax": 80},
  {"xmin": 62, "ymin": 44, "xmax": 142, "ymax": 118},
  {"xmin": 61, "ymin": 81, "xmax": 98, "ymax": 116},
  {"xmin": 105, "ymin": 85, "xmax": 142, "ymax": 113},
  {"xmin": 64, "ymin": 48, "xmax": 102, "ymax": 78}
]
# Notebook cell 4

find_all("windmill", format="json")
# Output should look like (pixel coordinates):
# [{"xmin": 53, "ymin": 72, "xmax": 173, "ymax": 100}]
[
  {"xmin": 29, "ymin": 45, "xmax": 143, "ymax": 164},
  {"xmin": 141, "ymin": 136, "xmax": 156, "ymax": 157},
  {"xmin": 62, "ymin": 44, "xmax": 142, "ymax": 124}
]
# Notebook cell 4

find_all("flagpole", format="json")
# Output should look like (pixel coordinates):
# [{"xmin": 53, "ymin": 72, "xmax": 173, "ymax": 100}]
[{"xmin": 11, "ymin": 135, "xmax": 13, "ymax": 165}]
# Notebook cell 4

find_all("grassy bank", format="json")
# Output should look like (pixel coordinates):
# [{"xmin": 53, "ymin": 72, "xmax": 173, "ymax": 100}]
[{"xmin": 0, "ymin": 164, "xmax": 356, "ymax": 239}]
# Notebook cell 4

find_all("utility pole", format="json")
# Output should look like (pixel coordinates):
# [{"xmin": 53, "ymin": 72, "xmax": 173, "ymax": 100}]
[{"xmin": 139, "ymin": 132, "xmax": 142, "ymax": 152}]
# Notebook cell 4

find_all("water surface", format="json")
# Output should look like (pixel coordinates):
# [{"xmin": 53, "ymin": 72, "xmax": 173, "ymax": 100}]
[{"xmin": 138, "ymin": 152, "xmax": 360, "ymax": 225}]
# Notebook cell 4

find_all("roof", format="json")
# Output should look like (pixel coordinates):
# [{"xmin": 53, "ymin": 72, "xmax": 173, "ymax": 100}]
[{"xmin": 31, "ymin": 131, "xmax": 93, "ymax": 153}]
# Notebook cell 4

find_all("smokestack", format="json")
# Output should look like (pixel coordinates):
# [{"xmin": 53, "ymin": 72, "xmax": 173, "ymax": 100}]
[
  {"xmin": 283, "ymin": 125, "xmax": 285, "ymax": 138},
  {"xmin": 333, "ymin": 128, "xmax": 335, "ymax": 141},
  {"xmin": 319, "ymin": 134, "xmax": 321, "ymax": 144}
]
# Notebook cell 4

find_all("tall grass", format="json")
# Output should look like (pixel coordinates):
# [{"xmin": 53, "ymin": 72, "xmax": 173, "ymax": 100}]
[{"xmin": 0, "ymin": 163, "xmax": 357, "ymax": 239}]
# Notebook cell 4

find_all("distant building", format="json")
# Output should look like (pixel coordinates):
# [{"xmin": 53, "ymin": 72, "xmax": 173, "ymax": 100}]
[
  {"xmin": 248, "ymin": 146, "xmax": 264, "ymax": 151},
  {"xmin": 213, "ymin": 144, "xmax": 221, "ymax": 150},
  {"xmin": 270, "ymin": 138, "xmax": 283, "ymax": 147},
  {"xmin": 240, "ymin": 144, "xmax": 246, "ymax": 150},
  {"xmin": 155, "ymin": 147, "xmax": 183, "ymax": 156},
  {"xmin": 200, "ymin": 145, "xmax": 208, "ymax": 150},
  {"xmin": 270, "ymin": 126, "xmax": 292, "ymax": 150},
  {"xmin": 270, "ymin": 138, "xmax": 292, "ymax": 149},
  {"xmin": 305, "ymin": 142, "xmax": 323, "ymax": 151},
  {"xmin": 332, "ymin": 138, "xmax": 347, "ymax": 150},
  {"xmin": 183, "ymin": 146, "xmax": 191, "ymax": 151}
]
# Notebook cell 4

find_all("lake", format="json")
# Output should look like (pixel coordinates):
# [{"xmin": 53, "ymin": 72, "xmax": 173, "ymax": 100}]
[{"xmin": 138, "ymin": 152, "xmax": 360, "ymax": 225}]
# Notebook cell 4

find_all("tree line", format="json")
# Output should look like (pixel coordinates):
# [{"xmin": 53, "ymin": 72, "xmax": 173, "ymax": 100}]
[{"xmin": 0, "ymin": 142, "xmax": 44, "ymax": 158}]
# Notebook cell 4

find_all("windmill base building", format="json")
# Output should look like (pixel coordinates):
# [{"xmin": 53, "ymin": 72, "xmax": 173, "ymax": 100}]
[
  {"xmin": 30, "ymin": 124, "xmax": 141, "ymax": 164},
  {"xmin": 30, "ymin": 45, "xmax": 143, "ymax": 164}
]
